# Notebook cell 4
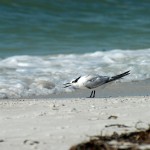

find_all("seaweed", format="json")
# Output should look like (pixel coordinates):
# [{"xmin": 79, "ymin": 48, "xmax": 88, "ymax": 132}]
[{"xmin": 70, "ymin": 127, "xmax": 150, "ymax": 150}]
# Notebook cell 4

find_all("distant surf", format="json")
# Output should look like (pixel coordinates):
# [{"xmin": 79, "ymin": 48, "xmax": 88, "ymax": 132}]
[{"xmin": 0, "ymin": 49, "xmax": 150, "ymax": 98}]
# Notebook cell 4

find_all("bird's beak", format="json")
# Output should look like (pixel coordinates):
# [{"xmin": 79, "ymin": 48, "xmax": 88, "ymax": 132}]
[{"xmin": 63, "ymin": 83, "xmax": 72, "ymax": 88}]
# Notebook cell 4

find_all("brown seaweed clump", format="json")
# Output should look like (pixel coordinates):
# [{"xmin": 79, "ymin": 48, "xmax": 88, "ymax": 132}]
[{"xmin": 70, "ymin": 128, "xmax": 150, "ymax": 150}]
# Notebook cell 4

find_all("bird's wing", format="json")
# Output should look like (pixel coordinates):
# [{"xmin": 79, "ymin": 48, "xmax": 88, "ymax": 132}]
[{"xmin": 83, "ymin": 75, "xmax": 109, "ymax": 89}]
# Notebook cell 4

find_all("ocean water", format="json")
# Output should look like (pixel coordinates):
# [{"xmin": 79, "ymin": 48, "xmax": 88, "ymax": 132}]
[{"xmin": 0, "ymin": 0, "xmax": 150, "ymax": 98}]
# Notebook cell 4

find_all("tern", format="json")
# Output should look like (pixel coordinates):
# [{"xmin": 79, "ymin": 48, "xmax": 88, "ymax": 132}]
[{"xmin": 64, "ymin": 70, "xmax": 130, "ymax": 98}]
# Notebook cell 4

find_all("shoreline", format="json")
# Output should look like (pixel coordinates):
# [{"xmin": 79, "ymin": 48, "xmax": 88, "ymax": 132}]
[
  {"xmin": 0, "ymin": 79, "xmax": 150, "ymax": 100},
  {"xmin": 28, "ymin": 79, "xmax": 150, "ymax": 99},
  {"xmin": 1, "ymin": 96, "xmax": 150, "ymax": 150}
]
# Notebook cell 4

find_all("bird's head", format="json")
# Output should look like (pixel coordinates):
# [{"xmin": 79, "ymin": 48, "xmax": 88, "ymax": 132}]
[{"xmin": 63, "ymin": 76, "xmax": 81, "ymax": 88}]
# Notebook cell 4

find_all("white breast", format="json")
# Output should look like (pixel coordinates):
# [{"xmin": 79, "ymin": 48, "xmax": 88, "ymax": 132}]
[{"xmin": 77, "ymin": 75, "xmax": 91, "ymax": 89}]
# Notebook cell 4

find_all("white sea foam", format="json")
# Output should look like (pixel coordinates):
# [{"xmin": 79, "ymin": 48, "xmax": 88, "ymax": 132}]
[{"xmin": 0, "ymin": 49, "xmax": 150, "ymax": 98}]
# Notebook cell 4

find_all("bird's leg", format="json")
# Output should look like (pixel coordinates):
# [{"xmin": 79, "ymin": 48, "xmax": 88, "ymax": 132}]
[
  {"xmin": 88, "ymin": 90, "xmax": 93, "ymax": 98},
  {"xmin": 87, "ymin": 90, "xmax": 96, "ymax": 98},
  {"xmin": 93, "ymin": 90, "xmax": 95, "ymax": 98}
]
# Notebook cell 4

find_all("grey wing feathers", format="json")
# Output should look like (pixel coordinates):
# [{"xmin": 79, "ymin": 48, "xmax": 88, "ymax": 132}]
[
  {"xmin": 106, "ymin": 70, "xmax": 130, "ymax": 83},
  {"xmin": 82, "ymin": 71, "xmax": 130, "ymax": 89},
  {"xmin": 84, "ymin": 75, "xmax": 109, "ymax": 89}
]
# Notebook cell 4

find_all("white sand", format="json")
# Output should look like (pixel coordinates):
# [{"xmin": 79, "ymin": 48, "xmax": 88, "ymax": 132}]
[{"xmin": 0, "ymin": 96, "xmax": 150, "ymax": 150}]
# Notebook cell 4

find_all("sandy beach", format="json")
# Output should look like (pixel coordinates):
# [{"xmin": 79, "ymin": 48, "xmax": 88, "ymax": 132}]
[
  {"xmin": 0, "ymin": 81, "xmax": 150, "ymax": 150},
  {"xmin": 1, "ymin": 97, "xmax": 150, "ymax": 150}
]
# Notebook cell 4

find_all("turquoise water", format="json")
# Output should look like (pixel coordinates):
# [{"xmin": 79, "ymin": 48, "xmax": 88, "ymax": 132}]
[{"xmin": 0, "ymin": 0, "xmax": 150, "ymax": 57}]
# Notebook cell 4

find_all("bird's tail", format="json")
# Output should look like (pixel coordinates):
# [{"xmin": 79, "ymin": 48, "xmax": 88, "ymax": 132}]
[{"xmin": 106, "ymin": 70, "xmax": 130, "ymax": 83}]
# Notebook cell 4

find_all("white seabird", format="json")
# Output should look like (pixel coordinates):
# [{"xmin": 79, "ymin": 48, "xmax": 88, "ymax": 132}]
[{"xmin": 64, "ymin": 70, "xmax": 130, "ymax": 98}]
